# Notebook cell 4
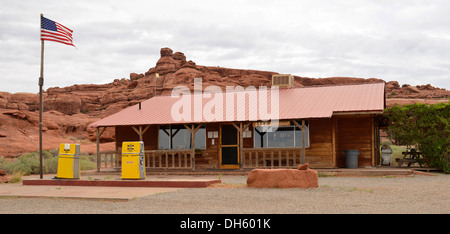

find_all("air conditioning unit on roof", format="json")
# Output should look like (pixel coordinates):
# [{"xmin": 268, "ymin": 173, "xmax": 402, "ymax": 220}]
[{"xmin": 272, "ymin": 74, "xmax": 294, "ymax": 88}]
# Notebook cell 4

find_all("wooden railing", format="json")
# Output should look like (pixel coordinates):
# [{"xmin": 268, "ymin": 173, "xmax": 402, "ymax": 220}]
[
  {"xmin": 242, "ymin": 148, "xmax": 305, "ymax": 169},
  {"xmin": 98, "ymin": 148, "xmax": 305, "ymax": 171},
  {"xmin": 97, "ymin": 151, "xmax": 121, "ymax": 170},
  {"xmin": 145, "ymin": 149, "xmax": 193, "ymax": 169},
  {"xmin": 97, "ymin": 149, "xmax": 193, "ymax": 171}
]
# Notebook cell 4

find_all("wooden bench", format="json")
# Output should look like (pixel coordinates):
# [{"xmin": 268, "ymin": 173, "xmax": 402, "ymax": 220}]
[{"xmin": 397, "ymin": 150, "xmax": 422, "ymax": 167}]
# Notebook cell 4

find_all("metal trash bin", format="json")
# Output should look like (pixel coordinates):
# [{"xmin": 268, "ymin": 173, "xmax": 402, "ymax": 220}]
[
  {"xmin": 56, "ymin": 143, "xmax": 80, "ymax": 179},
  {"xmin": 344, "ymin": 150, "xmax": 359, "ymax": 168},
  {"xmin": 381, "ymin": 145, "xmax": 393, "ymax": 166}
]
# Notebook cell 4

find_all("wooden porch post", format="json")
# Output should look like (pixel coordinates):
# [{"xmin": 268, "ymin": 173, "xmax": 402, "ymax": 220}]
[
  {"xmin": 292, "ymin": 120, "xmax": 306, "ymax": 164},
  {"xmin": 132, "ymin": 125, "xmax": 150, "ymax": 142},
  {"xmin": 301, "ymin": 120, "xmax": 306, "ymax": 164},
  {"xmin": 185, "ymin": 124, "xmax": 202, "ymax": 171},
  {"xmin": 96, "ymin": 126, "xmax": 107, "ymax": 172},
  {"xmin": 332, "ymin": 118, "xmax": 337, "ymax": 168},
  {"xmin": 371, "ymin": 115, "xmax": 375, "ymax": 167},
  {"xmin": 96, "ymin": 127, "xmax": 99, "ymax": 172},
  {"xmin": 191, "ymin": 124, "xmax": 195, "ymax": 171}
]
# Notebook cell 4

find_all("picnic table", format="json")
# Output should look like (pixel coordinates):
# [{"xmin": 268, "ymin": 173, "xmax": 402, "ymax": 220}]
[{"xmin": 396, "ymin": 149, "xmax": 423, "ymax": 167}]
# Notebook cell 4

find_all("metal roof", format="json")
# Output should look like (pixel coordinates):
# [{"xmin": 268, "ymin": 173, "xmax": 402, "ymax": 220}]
[{"xmin": 89, "ymin": 82, "xmax": 385, "ymax": 127}]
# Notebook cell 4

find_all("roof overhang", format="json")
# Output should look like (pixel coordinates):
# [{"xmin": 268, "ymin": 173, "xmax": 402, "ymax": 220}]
[{"xmin": 89, "ymin": 82, "xmax": 386, "ymax": 128}]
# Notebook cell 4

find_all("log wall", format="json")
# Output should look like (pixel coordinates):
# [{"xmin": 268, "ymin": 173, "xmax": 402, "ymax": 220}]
[
  {"xmin": 305, "ymin": 118, "xmax": 334, "ymax": 168},
  {"xmin": 336, "ymin": 115, "xmax": 375, "ymax": 168}
]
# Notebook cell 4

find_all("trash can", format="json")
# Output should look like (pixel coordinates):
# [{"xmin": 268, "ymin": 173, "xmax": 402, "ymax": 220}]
[
  {"xmin": 344, "ymin": 150, "xmax": 359, "ymax": 168},
  {"xmin": 121, "ymin": 141, "xmax": 146, "ymax": 180},
  {"xmin": 381, "ymin": 145, "xmax": 393, "ymax": 166},
  {"xmin": 56, "ymin": 143, "xmax": 80, "ymax": 179}
]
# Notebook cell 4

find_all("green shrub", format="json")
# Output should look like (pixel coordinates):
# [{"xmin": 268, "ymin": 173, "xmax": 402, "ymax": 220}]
[
  {"xmin": 80, "ymin": 154, "xmax": 96, "ymax": 171},
  {"xmin": 384, "ymin": 102, "xmax": 450, "ymax": 173},
  {"xmin": 0, "ymin": 150, "xmax": 97, "ymax": 175},
  {"xmin": 9, "ymin": 172, "xmax": 24, "ymax": 183}
]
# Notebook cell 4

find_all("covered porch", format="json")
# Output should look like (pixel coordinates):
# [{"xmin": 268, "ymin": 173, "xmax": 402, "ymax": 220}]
[
  {"xmin": 94, "ymin": 119, "xmax": 309, "ymax": 172},
  {"xmin": 94, "ymin": 114, "xmax": 382, "ymax": 172}
]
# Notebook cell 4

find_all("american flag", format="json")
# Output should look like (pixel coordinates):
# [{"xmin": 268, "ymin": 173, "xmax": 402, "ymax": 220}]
[{"xmin": 40, "ymin": 16, "xmax": 75, "ymax": 47}]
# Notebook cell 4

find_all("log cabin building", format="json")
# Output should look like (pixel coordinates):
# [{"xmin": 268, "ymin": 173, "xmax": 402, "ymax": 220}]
[{"xmin": 89, "ymin": 76, "xmax": 386, "ymax": 171}]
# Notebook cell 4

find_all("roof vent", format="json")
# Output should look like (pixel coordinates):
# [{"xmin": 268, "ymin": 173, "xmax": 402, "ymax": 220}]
[{"xmin": 272, "ymin": 74, "xmax": 294, "ymax": 88}]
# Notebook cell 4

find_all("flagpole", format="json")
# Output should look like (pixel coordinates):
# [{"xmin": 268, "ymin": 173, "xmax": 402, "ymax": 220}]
[
  {"xmin": 38, "ymin": 14, "xmax": 75, "ymax": 179},
  {"xmin": 39, "ymin": 13, "xmax": 44, "ymax": 179}
]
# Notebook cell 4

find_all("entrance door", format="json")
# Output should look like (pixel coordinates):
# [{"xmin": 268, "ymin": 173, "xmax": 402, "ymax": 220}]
[{"xmin": 220, "ymin": 124, "xmax": 239, "ymax": 169}]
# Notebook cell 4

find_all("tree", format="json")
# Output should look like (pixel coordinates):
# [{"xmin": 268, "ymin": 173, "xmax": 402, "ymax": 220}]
[{"xmin": 384, "ymin": 102, "xmax": 450, "ymax": 173}]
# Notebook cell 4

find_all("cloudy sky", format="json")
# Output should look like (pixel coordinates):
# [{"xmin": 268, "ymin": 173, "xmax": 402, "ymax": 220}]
[{"xmin": 1, "ymin": 0, "xmax": 449, "ymax": 94}]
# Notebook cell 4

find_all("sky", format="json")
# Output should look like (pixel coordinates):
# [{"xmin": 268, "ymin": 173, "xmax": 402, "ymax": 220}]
[{"xmin": 1, "ymin": 0, "xmax": 449, "ymax": 94}]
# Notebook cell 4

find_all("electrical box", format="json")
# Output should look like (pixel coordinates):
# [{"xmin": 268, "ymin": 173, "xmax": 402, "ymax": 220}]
[
  {"xmin": 121, "ymin": 141, "xmax": 146, "ymax": 180},
  {"xmin": 56, "ymin": 143, "xmax": 80, "ymax": 179}
]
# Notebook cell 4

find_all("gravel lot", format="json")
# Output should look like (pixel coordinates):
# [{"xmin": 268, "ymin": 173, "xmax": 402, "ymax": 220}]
[{"xmin": 0, "ymin": 174, "xmax": 449, "ymax": 214}]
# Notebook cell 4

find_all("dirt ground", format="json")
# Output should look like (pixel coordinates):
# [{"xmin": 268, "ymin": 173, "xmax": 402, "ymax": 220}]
[{"xmin": 0, "ymin": 173, "xmax": 448, "ymax": 214}]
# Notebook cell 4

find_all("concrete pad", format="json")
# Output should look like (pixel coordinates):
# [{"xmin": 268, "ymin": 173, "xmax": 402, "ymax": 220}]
[
  {"xmin": 0, "ymin": 183, "xmax": 181, "ymax": 201},
  {"xmin": 0, "ymin": 173, "xmax": 221, "ymax": 201}
]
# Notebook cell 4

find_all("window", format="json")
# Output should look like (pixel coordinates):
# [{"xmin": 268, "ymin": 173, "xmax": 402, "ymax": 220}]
[
  {"xmin": 267, "ymin": 126, "xmax": 295, "ymax": 147},
  {"xmin": 194, "ymin": 127, "xmax": 206, "ymax": 149},
  {"xmin": 158, "ymin": 124, "xmax": 206, "ymax": 150},
  {"xmin": 159, "ymin": 125, "xmax": 170, "ymax": 149},
  {"xmin": 254, "ymin": 120, "xmax": 309, "ymax": 148}
]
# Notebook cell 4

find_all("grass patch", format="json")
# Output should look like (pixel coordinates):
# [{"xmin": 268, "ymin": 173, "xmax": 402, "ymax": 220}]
[
  {"xmin": 381, "ymin": 140, "xmax": 408, "ymax": 165},
  {"xmin": 390, "ymin": 145, "xmax": 407, "ymax": 163},
  {"xmin": 0, "ymin": 149, "xmax": 97, "ymax": 176},
  {"xmin": 318, "ymin": 172, "xmax": 336, "ymax": 177},
  {"xmin": 337, "ymin": 186, "xmax": 374, "ymax": 193},
  {"xmin": 103, "ymin": 175, "xmax": 114, "ymax": 180},
  {"xmin": 349, "ymin": 187, "xmax": 374, "ymax": 193},
  {"xmin": 208, "ymin": 182, "xmax": 247, "ymax": 188},
  {"xmin": 8, "ymin": 172, "xmax": 24, "ymax": 183}
]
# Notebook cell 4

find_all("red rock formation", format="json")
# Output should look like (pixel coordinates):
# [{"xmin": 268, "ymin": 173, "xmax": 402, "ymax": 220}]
[
  {"xmin": 0, "ymin": 47, "xmax": 448, "ymax": 157},
  {"xmin": 0, "ymin": 170, "xmax": 10, "ymax": 183},
  {"xmin": 246, "ymin": 163, "xmax": 319, "ymax": 188}
]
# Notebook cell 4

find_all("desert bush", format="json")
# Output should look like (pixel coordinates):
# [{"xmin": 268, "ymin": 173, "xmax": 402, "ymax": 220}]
[
  {"xmin": 9, "ymin": 172, "xmax": 25, "ymax": 183},
  {"xmin": 0, "ymin": 150, "xmax": 97, "ymax": 175}
]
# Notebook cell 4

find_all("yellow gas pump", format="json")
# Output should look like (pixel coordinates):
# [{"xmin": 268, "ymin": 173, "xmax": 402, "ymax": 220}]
[
  {"xmin": 121, "ymin": 141, "xmax": 145, "ymax": 179},
  {"xmin": 56, "ymin": 143, "xmax": 80, "ymax": 179}
]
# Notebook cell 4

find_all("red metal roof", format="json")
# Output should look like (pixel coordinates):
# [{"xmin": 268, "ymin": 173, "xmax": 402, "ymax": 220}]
[{"xmin": 89, "ymin": 82, "xmax": 385, "ymax": 127}]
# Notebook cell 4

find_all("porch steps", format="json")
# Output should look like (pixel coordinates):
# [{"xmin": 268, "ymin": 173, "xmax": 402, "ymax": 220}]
[
  {"xmin": 317, "ymin": 168, "xmax": 413, "ymax": 177},
  {"xmin": 86, "ymin": 167, "xmax": 417, "ymax": 177}
]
